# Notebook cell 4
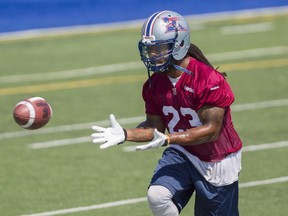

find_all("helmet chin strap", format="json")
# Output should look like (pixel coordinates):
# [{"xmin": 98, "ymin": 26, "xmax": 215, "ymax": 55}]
[
  {"xmin": 147, "ymin": 64, "xmax": 193, "ymax": 88},
  {"xmin": 172, "ymin": 64, "xmax": 193, "ymax": 75},
  {"xmin": 147, "ymin": 69, "xmax": 152, "ymax": 87}
]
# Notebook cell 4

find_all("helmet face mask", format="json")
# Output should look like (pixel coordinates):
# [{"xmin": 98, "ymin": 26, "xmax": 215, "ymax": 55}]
[
  {"xmin": 138, "ymin": 10, "xmax": 190, "ymax": 73},
  {"xmin": 138, "ymin": 39, "xmax": 175, "ymax": 73}
]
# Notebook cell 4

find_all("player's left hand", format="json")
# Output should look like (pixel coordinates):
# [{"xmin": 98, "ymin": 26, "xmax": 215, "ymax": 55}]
[
  {"xmin": 136, "ymin": 129, "xmax": 169, "ymax": 151},
  {"xmin": 91, "ymin": 114, "xmax": 127, "ymax": 149}
]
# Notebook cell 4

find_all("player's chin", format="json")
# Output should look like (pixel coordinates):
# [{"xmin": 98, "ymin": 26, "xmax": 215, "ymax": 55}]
[{"xmin": 153, "ymin": 59, "xmax": 167, "ymax": 69}]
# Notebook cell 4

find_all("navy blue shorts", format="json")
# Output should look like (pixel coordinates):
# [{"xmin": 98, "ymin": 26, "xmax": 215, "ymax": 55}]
[{"xmin": 149, "ymin": 147, "xmax": 239, "ymax": 216}]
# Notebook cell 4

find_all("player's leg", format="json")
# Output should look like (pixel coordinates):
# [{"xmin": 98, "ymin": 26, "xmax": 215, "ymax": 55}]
[
  {"xmin": 148, "ymin": 147, "xmax": 195, "ymax": 215},
  {"xmin": 194, "ymin": 180, "xmax": 239, "ymax": 216},
  {"xmin": 147, "ymin": 185, "xmax": 179, "ymax": 216}
]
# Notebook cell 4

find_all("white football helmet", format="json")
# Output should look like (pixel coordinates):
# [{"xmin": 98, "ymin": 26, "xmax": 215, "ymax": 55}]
[{"xmin": 138, "ymin": 10, "xmax": 190, "ymax": 73}]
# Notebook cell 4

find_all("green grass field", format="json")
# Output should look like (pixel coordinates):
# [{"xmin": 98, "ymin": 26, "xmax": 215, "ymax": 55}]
[{"xmin": 0, "ymin": 10, "xmax": 288, "ymax": 216}]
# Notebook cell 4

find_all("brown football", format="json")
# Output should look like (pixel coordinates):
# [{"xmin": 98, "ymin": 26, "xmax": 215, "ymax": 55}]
[{"xmin": 13, "ymin": 96, "xmax": 52, "ymax": 130}]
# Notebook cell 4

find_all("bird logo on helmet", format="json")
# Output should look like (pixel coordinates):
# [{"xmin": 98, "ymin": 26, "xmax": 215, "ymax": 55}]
[{"xmin": 162, "ymin": 16, "xmax": 188, "ymax": 33}]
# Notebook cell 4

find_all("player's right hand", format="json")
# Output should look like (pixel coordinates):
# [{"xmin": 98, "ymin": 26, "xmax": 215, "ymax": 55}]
[
  {"xmin": 136, "ymin": 129, "xmax": 169, "ymax": 151},
  {"xmin": 91, "ymin": 114, "xmax": 127, "ymax": 149}
]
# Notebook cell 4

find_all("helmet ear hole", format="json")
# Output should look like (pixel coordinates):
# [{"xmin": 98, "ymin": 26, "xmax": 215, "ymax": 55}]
[{"xmin": 180, "ymin": 40, "xmax": 184, "ymax": 47}]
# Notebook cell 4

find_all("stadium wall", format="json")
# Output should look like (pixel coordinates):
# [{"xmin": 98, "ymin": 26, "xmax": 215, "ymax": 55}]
[{"xmin": 0, "ymin": 0, "xmax": 288, "ymax": 33}]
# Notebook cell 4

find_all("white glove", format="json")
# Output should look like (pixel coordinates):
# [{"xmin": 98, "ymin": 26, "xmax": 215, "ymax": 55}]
[
  {"xmin": 91, "ymin": 114, "xmax": 127, "ymax": 149},
  {"xmin": 136, "ymin": 129, "xmax": 169, "ymax": 151}
]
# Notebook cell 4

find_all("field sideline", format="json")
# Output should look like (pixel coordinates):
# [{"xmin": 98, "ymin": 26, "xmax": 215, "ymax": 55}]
[{"xmin": 0, "ymin": 6, "xmax": 288, "ymax": 42}]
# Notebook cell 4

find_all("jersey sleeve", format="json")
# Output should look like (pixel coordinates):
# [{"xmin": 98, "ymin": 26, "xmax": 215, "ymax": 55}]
[
  {"xmin": 142, "ymin": 79, "xmax": 162, "ymax": 115},
  {"xmin": 192, "ymin": 61, "xmax": 235, "ymax": 110}
]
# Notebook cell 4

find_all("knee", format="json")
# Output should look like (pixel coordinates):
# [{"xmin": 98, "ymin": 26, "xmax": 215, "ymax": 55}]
[
  {"xmin": 147, "ymin": 185, "xmax": 170, "ymax": 207},
  {"xmin": 147, "ymin": 185, "xmax": 179, "ymax": 216}
]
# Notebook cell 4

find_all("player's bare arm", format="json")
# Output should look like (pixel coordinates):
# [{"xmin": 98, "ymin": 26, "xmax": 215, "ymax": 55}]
[
  {"xmin": 126, "ymin": 114, "xmax": 165, "ymax": 142},
  {"xmin": 168, "ymin": 106, "xmax": 225, "ymax": 146}
]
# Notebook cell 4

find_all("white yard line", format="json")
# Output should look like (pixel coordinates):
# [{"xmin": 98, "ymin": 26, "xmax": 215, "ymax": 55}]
[
  {"xmin": 29, "ymin": 137, "xmax": 92, "ymax": 149},
  {"xmin": 221, "ymin": 22, "xmax": 274, "ymax": 35},
  {"xmin": 231, "ymin": 98, "xmax": 288, "ymax": 112},
  {"xmin": 123, "ymin": 140, "xmax": 288, "ymax": 153},
  {"xmin": 0, "ymin": 62, "xmax": 142, "ymax": 84},
  {"xmin": 21, "ymin": 176, "xmax": 288, "ymax": 216},
  {"xmin": 0, "ymin": 116, "xmax": 144, "ymax": 140},
  {"xmin": 242, "ymin": 141, "xmax": 288, "ymax": 152},
  {"xmin": 207, "ymin": 46, "xmax": 288, "ymax": 62},
  {"xmin": 239, "ymin": 176, "xmax": 288, "ymax": 188},
  {"xmin": 21, "ymin": 197, "xmax": 147, "ymax": 216},
  {"xmin": 1, "ymin": 46, "xmax": 288, "ymax": 84},
  {"xmin": 30, "ymin": 138, "xmax": 288, "ymax": 151}
]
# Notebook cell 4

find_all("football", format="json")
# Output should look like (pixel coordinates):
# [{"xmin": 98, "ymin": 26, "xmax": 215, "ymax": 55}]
[{"xmin": 13, "ymin": 96, "xmax": 53, "ymax": 130}]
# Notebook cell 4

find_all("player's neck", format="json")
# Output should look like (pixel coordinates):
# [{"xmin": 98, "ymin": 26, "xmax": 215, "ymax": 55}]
[{"xmin": 166, "ymin": 56, "xmax": 190, "ymax": 78}]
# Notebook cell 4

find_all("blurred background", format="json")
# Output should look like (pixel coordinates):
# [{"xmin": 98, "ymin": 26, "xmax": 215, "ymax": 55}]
[
  {"xmin": 0, "ymin": 1, "xmax": 288, "ymax": 216},
  {"xmin": 0, "ymin": 0, "xmax": 288, "ymax": 33}
]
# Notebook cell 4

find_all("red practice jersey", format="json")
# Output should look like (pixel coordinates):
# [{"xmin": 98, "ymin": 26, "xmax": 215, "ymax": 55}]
[{"xmin": 142, "ymin": 57, "xmax": 242, "ymax": 162}]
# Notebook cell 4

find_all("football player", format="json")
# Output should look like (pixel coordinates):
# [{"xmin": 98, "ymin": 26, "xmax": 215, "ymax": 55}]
[{"xmin": 91, "ymin": 10, "xmax": 242, "ymax": 216}]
